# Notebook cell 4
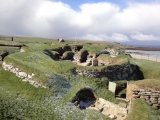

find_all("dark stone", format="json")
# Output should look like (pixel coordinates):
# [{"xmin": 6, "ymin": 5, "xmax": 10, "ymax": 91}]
[
  {"xmin": 71, "ymin": 88, "xmax": 97, "ymax": 109},
  {"xmin": 75, "ymin": 62, "xmax": 144, "ymax": 81},
  {"xmin": 43, "ymin": 49, "xmax": 59, "ymax": 60},
  {"xmin": 96, "ymin": 50, "xmax": 110, "ymax": 57},
  {"xmin": 0, "ymin": 50, "xmax": 9, "ymax": 61}
]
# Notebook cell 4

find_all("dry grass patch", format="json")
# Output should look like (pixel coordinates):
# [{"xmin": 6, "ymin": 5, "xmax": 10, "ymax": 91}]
[{"xmin": 131, "ymin": 79, "xmax": 160, "ymax": 91}]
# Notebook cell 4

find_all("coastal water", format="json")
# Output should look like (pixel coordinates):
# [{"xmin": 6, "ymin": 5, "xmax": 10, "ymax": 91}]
[{"xmin": 125, "ymin": 50, "xmax": 160, "ymax": 58}]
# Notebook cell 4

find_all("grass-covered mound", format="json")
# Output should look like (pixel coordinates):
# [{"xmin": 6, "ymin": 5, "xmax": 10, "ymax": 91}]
[{"xmin": 130, "ymin": 59, "xmax": 160, "ymax": 79}]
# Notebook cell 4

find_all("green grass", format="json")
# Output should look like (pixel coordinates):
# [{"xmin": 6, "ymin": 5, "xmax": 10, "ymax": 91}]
[
  {"xmin": 130, "ymin": 59, "xmax": 160, "ymax": 79},
  {"xmin": 0, "ymin": 46, "xmax": 19, "ymax": 54},
  {"xmin": 0, "ymin": 65, "xmax": 110, "ymax": 120},
  {"xmin": 125, "ymin": 99, "xmax": 160, "ymax": 120}
]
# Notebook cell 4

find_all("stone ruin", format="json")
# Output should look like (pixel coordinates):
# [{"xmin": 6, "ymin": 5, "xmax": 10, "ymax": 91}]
[
  {"xmin": 70, "ymin": 88, "xmax": 97, "ymax": 109},
  {"xmin": 57, "ymin": 38, "xmax": 65, "ymax": 43},
  {"xmin": 132, "ymin": 87, "xmax": 160, "ymax": 110},
  {"xmin": 43, "ymin": 45, "xmax": 83, "ymax": 61},
  {"xmin": 44, "ymin": 44, "xmax": 121, "ymax": 67},
  {"xmin": 76, "ymin": 61, "xmax": 144, "ymax": 80},
  {"xmin": 71, "ymin": 88, "xmax": 128, "ymax": 119},
  {"xmin": 73, "ymin": 49, "xmax": 120, "ymax": 67},
  {"xmin": 2, "ymin": 62, "xmax": 46, "ymax": 88}
]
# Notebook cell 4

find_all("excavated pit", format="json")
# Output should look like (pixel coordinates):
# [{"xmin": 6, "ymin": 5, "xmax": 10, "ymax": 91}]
[{"xmin": 70, "ymin": 88, "xmax": 97, "ymax": 109}]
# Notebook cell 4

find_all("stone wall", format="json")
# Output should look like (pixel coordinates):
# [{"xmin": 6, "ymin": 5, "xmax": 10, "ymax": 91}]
[
  {"xmin": 132, "ymin": 88, "xmax": 160, "ymax": 109},
  {"xmin": 2, "ymin": 62, "xmax": 46, "ymax": 88},
  {"xmin": 0, "ymin": 50, "xmax": 9, "ymax": 61},
  {"xmin": 76, "ymin": 62, "xmax": 144, "ymax": 81}
]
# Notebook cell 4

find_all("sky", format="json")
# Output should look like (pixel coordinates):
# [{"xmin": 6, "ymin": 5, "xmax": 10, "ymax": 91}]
[{"xmin": 0, "ymin": 0, "xmax": 160, "ymax": 46}]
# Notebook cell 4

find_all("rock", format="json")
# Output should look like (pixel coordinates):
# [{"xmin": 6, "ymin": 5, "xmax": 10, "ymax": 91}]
[
  {"xmin": 58, "ymin": 38, "xmax": 65, "ymax": 42},
  {"xmin": 133, "ymin": 95, "xmax": 140, "ymax": 98},
  {"xmin": 108, "ymin": 114, "xmax": 117, "ymax": 119},
  {"xmin": 20, "ymin": 48, "xmax": 25, "ymax": 52},
  {"xmin": 18, "ymin": 72, "xmax": 27, "ymax": 79},
  {"xmin": 32, "ymin": 73, "xmax": 35, "ymax": 76},
  {"xmin": 152, "ymin": 104, "xmax": 159, "ymax": 110},
  {"xmin": 22, "ymin": 79, "xmax": 28, "ymax": 82},
  {"xmin": 139, "ymin": 89, "xmax": 145, "ymax": 92},
  {"xmin": 140, "ymin": 96, "xmax": 146, "ymax": 99},
  {"xmin": 28, "ymin": 74, "xmax": 32, "ymax": 79},
  {"xmin": 86, "ymin": 58, "xmax": 92, "ymax": 66},
  {"xmin": 92, "ymin": 58, "xmax": 98, "ymax": 66},
  {"xmin": 118, "ymin": 103, "xmax": 127, "ymax": 108}
]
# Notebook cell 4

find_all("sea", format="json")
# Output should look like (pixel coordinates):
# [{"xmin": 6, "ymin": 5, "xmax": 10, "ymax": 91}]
[{"xmin": 125, "ymin": 50, "xmax": 160, "ymax": 58}]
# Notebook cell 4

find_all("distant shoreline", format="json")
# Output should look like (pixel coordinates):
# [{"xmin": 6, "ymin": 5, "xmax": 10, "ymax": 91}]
[{"xmin": 125, "ymin": 46, "xmax": 160, "ymax": 51}]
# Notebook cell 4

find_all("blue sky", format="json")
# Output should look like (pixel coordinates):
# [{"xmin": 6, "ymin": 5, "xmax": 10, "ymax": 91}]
[
  {"xmin": 56, "ymin": 0, "xmax": 155, "ymax": 10},
  {"xmin": 57, "ymin": 0, "xmax": 126, "ymax": 10},
  {"xmin": 0, "ymin": 0, "xmax": 160, "ymax": 46}
]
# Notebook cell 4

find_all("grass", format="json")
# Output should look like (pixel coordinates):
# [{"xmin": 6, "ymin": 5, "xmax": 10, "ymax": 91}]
[
  {"xmin": 0, "ymin": 65, "xmax": 110, "ymax": 120},
  {"xmin": 130, "ymin": 59, "xmax": 160, "ymax": 79},
  {"xmin": 125, "ymin": 99, "xmax": 160, "ymax": 120},
  {"xmin": 0, "ymin": 46, "xmax": 20, "ymax": 54},
  {"xmin": 130, "ymin": 79, "xmax": 160, "ymax": 91}
]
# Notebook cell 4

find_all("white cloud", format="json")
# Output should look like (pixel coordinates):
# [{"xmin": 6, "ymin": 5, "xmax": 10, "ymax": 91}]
[
  {"xmin": 131, "ymin": 32, "xmax": 160, "ymax": 41},
  {"xmin": 0, "ymin": 0, "xmax": 160, "ymax": 44},
  {"xmin": 79, "ymin": 33, "xmax": 130, "ymax": 42}
]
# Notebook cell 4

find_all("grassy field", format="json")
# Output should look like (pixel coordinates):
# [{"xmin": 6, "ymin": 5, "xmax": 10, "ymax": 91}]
[
  {"xmin": 1, "ymin": 36, "xmax": 160, "ymax": 119},
  {"xmin": 130, "ymin": 59, "xmax": 160, "ymax": 79}
]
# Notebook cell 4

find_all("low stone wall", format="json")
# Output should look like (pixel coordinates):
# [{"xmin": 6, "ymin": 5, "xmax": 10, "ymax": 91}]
[
  {"xmin": 76, "ymin": 62, "xmax": 144, "ymax": 81},
  {"xmin": 2, "ymin": 61, "xmax": 46, "ymax": 88},
  {"xmin": 132, "ymin": 87, "xmax": 160, "ymax": 109}
]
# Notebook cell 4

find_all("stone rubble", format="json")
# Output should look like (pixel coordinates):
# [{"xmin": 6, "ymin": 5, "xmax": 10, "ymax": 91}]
[
  {"xmin": 2, "ymin": 61, "xmax": 46, "ymax": 88},
  {"xmin": 88, "ymin": 98, "xmax": 128, "ymax": 120}
]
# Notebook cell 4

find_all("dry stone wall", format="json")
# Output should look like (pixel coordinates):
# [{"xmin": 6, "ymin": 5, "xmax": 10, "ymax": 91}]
[
  {"xmin": 2, "ymin": 62, "xmax": 46, "ymax": 88},
  {"xmin": 132, "ymin": 87, "xmax": 160, "ymax": 109},
  {"xmin": 76, "ymin": 62, "xmax": 144, "ymax": 81}
]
